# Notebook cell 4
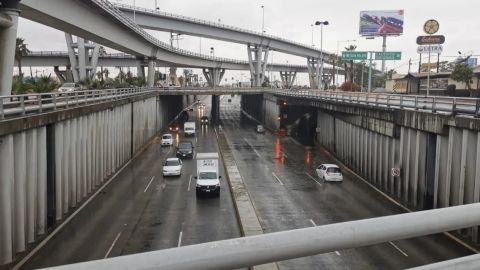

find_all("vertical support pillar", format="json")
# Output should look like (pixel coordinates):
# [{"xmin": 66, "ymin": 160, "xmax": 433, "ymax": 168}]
[
  {"xmin": 14, "ymin": 132, "xmax": 27, "ymax": 252},
  {"xmin": 307, "ymin": 57, "xmax": 319, "ymax": 89},
  {"xmin": 147, "ymin": 58, "xmax": 156, "ymax": 87},
  {"xmin": 0, "ymin": 135, "xmax": 14, "ymax": 264},
  {"xmin": 90, "ymin": 44, "xmax": 100, "ymax": 79},
  {"xmin": 77, "ymin": 37, "xmax": 87, "ymax": 80},
  {"xmin": 65, "ymin": 33, "xmax": 79, "ymax": 82},
  {"xmin": 25, "ymin": 129, "xmax": 37, "ymax": 244},
  {"xmin": 54, "ymin": 123, "xmax": 63, "ymax": 220},
  {"xmin": 37, "ymin": 126, "xmax": 47, "ymax": 235},
  {"xmin": 247, "ymin": 44, "xmax": 269, "ymax": 87},
  {"xmin": 0, "ymin": 4, "xmax": 20, "ymax": 96}
]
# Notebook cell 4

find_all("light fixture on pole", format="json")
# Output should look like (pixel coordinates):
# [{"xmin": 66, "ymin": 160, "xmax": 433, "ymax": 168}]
[
  {"xmin": 155, "ymin": 0, "xmax": 159, "ymax": 10},
  {"xmin": 315, "ymin": 20, "xmax": 329, "ymax": 90},
  {"xmin": 261, "ymin": 5, "xmax": 265, "ymax": 34}
]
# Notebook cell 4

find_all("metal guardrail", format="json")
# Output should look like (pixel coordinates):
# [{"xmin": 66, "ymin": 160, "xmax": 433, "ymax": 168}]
[
  {"xmin": 27, "ymin": 51, "xmax": 135, "ymax": 59},
  {"xmin": 2, "ymin": 88, "xmax": 480, "ymax": 120},
  {"xmin": 273, "ymin": 89, "xmax": 480, "ymax": 116}
]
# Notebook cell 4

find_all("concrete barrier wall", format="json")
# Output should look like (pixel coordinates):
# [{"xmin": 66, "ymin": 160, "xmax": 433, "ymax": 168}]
[
  {"xmin": 264, "ymin": 97, "xmax": 279, "ymax": 131},
  {"xmin": 0, "ymin": 95, "xmax": 181, "ymax": 265},
  {"xmin": 317, "ymin": 110, "xmax": 480, "ymax": 243}
]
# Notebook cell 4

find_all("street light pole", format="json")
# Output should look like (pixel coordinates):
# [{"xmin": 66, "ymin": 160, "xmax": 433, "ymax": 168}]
[
  {"xmin": 315, "ymin": 21, "xmax": 329, "ymax": 90},
  {"xmin": 261, "ymin": 5, "xmax": 265, "ymax": 34}
]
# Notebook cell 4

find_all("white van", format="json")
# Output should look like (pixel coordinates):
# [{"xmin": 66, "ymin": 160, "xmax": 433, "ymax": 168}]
[
  {"xmin": 195, "ymin": 152, "xmax": 221, "ymax": 197},
  {"xmin": 184, "ymin": 122, "xmax": 196, "ymax": 136}
]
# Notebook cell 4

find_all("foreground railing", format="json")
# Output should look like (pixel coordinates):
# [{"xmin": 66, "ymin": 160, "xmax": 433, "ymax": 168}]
[
  {"xmin": 274, "ymin": 89, "xmax": 480, "ymax": 116},
  {"xmin": 42, "ymin": 203, "xmax": 480, "ymax": 270}
]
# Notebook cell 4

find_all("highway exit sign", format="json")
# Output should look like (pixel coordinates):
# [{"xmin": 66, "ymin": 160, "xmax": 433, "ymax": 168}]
[
  {"xmin": 342, "ymin": 51, "xmax": 368, "ymax": 60},
  {"xmin": 375, "ymin": 52, "xmax": 402, "ymax": 60}
]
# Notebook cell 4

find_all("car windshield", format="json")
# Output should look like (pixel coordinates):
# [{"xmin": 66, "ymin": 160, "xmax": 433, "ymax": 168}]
[
  {"xmin": 162, "ymin": 135, "xmax": 171, "ymax": 139},
  {"xmin": 178, "ymin": 143, "xmax": 191, "ymax": 150},
  {"xmin": 199, "ymin": 172, "xmax": 217, "ymax": 179},
  {"xmin": 327, "ymin": 167, "xmax": 341, "ymax": 173},
  {"xmin": 165, "ymin": 160, "xmax": 180, "ymax": 166},
  {"xmin": 62, "ymin": 83, "xmax": 75, "ymax": 87}
]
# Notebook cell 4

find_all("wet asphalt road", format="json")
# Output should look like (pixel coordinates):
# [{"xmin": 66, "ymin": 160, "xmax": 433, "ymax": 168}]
[
  {"xmin": 20, "ymin": 98, "xmax": 241, "ymax": 269},
  {"xmin": 220, "ymin": 95, "xmax": 473, "ymax": 270}
]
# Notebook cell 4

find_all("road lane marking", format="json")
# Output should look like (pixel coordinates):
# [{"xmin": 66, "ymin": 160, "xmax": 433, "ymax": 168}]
[
  {"xmin": 244, "ymin": 138, "xmax": 263, "ymax": 159},
  {"xmin": 281, "ymin": 151, "xmax": 288, "ymax": 158},
  {"xmin": 195, "ymin": 137, "xmax": 198, "ymax": 143},
  {"xmin": 188, "ymin": 175, "xmax": 192, "ymax": 191},
  {"xmin": 177, "ymin": 231, "xmax": 183, "ymax": 247},
  {"xmin": 253, "ymin": 149, "xmax": 262, "ymax": 158},
  {"xmin": 214, "ymin": 128, "xmax": 219, "ymax": 139},
  {"xmin": 143, "ymin": 176, "xmax": 155, "ymax": 193},
  {"xmin": 309, "ymin": 218, "xmax": 340, "ymax": 255},
  {"xmin": 272, "ymin": 172, "xmax": 284, "ymax": 186},
  {"xmin": 305, "ymin": 172, "xmax": 322, "ymax": 186},
  {"xmin": 389, "ymin": 241, "xmax": 408, "ymax": 257},
  {"xmin": 104, "ymin": 232, "xmax": 122, "ymax": 258}
]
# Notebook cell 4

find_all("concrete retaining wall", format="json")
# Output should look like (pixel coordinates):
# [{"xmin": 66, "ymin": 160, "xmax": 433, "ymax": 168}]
[{"xmin": 0, "ymin": 95, "xmax": 183, "ymax": 265}]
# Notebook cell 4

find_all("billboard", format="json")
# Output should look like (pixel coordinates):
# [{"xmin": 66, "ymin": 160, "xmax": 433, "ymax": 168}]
[{"xmin": 359, "ymin": 10, "xmax": 404, "ymax": 36}]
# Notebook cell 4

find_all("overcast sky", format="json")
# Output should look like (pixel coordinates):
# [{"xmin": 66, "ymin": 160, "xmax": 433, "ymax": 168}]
[{"xmin": 17, "ymin": 0, "xmax": 480, "ymax": 84}]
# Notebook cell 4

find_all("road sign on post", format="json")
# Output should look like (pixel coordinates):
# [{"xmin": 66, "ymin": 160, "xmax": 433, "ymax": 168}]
[
  {"xmin": 342, "ymin": 51, "xmax": 368, "ymax": 60},
  {"xmin": 374, "ymin": 52, "xmax": 402, "ymax": 60}
]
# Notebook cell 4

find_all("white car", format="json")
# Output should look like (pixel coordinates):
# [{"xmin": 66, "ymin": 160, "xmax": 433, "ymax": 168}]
[
  {"xmin": 316, "ymin": 164, "xmax": 343, "ymax": 182},
  {"xmin": 163, "ymin": 158, "xmax": 183, "ymax": 176},
  {"xmin": 58, "ymin": 83, "xmax": 81, "ymax": 93},
  {"xmin": 161, "ymin": 134, "xmax": 173, "ymax": 146}
]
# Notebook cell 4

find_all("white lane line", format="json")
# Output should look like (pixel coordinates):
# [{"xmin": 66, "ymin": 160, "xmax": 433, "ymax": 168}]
[
  {"xmin": 177, "ymin": 231, "xmax": 183, "ymax": 247},
  {"xmin": 187, "ymin": 175, "xmax": 192, "ymax": 191},
  {"xmin": 214, "ymin": 128, "xmax": 219, "ymax": 139},
  {"xmin": 253, "ymin": 149, "xmax": 262, "ymax": 158},
  {"xmin": 143, "ymin": 176, "xmax": 155, "ymax": 193},
  {"xmin": 335, "ymin": 251, "xmax": 341, "ymax": 256},
  {"xmin": 272, "ymin": 172, "xmax": 284, "ymax": 186},
  {"xmin": 243, "ymin": 137, "xmax": 253, "ymax": 148},
  {"xmin": 195, "ymin": 137, "xmax": 198, "ymax": 143},
  {"xmin": 104, "ymin": 232, "xmax": 122, "ymax": 258},
  {"xmin": 305, "ymin": 172, "xmax": 322, "ymax": 186},
  {"xmin": 166, "ymin": 147, "xmax": 172, "ymax": 156},
  {"xmin": 389, "ymin": 241, "xmax": 409, "ymax": 257}
]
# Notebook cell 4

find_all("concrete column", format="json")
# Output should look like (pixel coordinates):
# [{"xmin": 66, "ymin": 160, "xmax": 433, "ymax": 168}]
[
  {"xmin": 70, "ymin": 119, "xmax": 77, "ymax": 207},
  {"xmin": 147, "ymin": 58, "xmax": 155, "ymax": 87},
  {"xmin": 54, "ymin": 124, "xmax": 63, "ymax": 220},
  {"xmin": 14, "ymin": 132, "xmax": 27, "ymax": 252},
  {"xmin": 77, "ymin": 37, "xmax": 87, "ymax": 80},
  {"xmin": 0, "ymin": 7, "xmax": 19, "ymax": 96},
  {"xmin": 36, "ymin": 127, "xmax": 47, "ymax": 235},
  {"xmin": 473, "ymin": 133, "xmax": 480, "ymax": 241},
  {"xmin": 25, "ymin": 129, "xmax": 37, "ymax": 244},
  {"xmin": 81, "ymin": 116, "xmax": 87, "ymax": 198},
  {"xmin": 136, "ymin": 60, "xmax": 145, "ymax": 79},
  {"xmin": 247, "ymin": 44, "xmax": 269, "ymax": 87},
  {"xmin": 86, "ymin": 115, "xmax": 92, "ymax": 194},
  {"xmin": 0, "ymin": 135, "xmax": 14, "ymax": 264},
  {"xmin": 90, "ymin": 44, "xmax": 100, "ymax": 79},
  {"xmin": 62, "ymin": 121, "xmax": 70, "ymax": 215},
  {"xmin": 65, "ymin": 33, "xmax": 79, "ymax": 82},
  {"xmin": 76, "ymin": 118, "xmax": 82, "ymax": 202}
]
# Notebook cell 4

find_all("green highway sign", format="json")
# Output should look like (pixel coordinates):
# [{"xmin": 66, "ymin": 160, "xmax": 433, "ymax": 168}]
[
  {"xmin": 341, "ymin": 51, "xmax": 368, "ymax": 60},
  {"xmin": 375, "ymin": 51, "xmax": 402, "ymax": 60}
]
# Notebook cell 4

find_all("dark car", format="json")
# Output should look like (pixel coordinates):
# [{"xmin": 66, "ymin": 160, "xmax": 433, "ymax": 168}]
[
  {"xmin": 169, "ymin": 122, "xmax": 180, "ymax": 133},
  {"xmin": 176, "ymin": 141, "xmax": 194, "ymax": 159},
  {"xmin": 200, "ymin": 116, "xmax": 209, "ymax": 125}
]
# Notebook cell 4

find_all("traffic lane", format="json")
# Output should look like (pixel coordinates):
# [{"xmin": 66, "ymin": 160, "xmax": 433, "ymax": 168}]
[
  {"xmin": 220, "ymin": 108, "xmax": 345, "ymax": 269},
  {"xmin": 220, "ymin": 98, "xmax": 471, "ymax": 269},
  {"xmin": 20, "ymin": 137, "xmax": 174, "ymax": 269}
]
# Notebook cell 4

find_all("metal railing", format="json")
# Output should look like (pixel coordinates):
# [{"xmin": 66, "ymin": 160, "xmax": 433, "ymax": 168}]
[
  {"xmin": 273, "ymin": 89, "xmax": 480, "ymax": 116},
  {"xmin": 40, "ymin": 203, "xmax": 480, "ymax": 270},
  {"xmin": 27, "ymin": 51, "xmax": 135, "ymax": 59},
  {"xmin": 0, "ymin": 88, "xmax": 155, "ymax": 120}
]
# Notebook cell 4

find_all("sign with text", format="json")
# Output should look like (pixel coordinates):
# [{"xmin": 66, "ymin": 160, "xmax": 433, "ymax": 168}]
[
  {"xmin": 342, "ymin": 51, "xmax": 368, "ymax": 60},
  {"xmin": 416, "ymin": 35, "xmax": 445, "ymax": 45},
  {"xmin": 374, "ymin": 51, "xmax": 402, "ymax": 60},
  {"xmin": 417, "ymin": 45, "xmax": 443, "ymax": 54}
]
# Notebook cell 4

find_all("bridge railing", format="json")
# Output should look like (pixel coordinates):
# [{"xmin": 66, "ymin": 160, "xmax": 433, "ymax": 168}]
[
  {"xmin": 0, "ymin": 88, "xmax": 155, "ymax": 120},
  {"xmin": 274, "ymin": 89, "xmax": 480, "ymax": 116}
]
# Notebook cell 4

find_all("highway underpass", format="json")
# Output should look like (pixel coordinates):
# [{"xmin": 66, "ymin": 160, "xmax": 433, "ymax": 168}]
[{"xmin": 12, "ymin": 94, "xmax": 474, "ymax": 270}]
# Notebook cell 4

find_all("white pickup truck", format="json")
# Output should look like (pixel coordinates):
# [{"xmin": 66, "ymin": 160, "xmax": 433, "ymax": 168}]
[
  {"xmin": 184, "ymin": 121, "xmax": 196, "ymax": 136},
  {"xmin": 195, "ymin": 152, "xmax": 221, "ymax": 197}
]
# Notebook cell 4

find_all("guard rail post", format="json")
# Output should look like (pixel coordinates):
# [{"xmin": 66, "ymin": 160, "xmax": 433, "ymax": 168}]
[
  {"xmin": 432, "ymin": 97, "xmax": 437, "ymax": 113},
  {"xmin": 75, "ymin": 91, "xmax": 79, "ymax": 106},
  {"xmin": 414, "ymin": 96, "xmax": 418, "ymax": 110},
  {"xmin": 452, "ymin": 98, "xmax": 457, "ymax": 115},
  {"xmin": 53, "ymin": 94, "xmax": 57, "ymax": 110},
  {"xmin": 475, "ymin": 98, "xmax": 480, "ymax": 118},
  {"xmin": 38, "ymin": 94, "xmax": 43, "ymax": 113},
  {"xmin": 20, "ymin": 96, "xmax": 26, "ymax": 116},
  {"xmin": 375, "ymin": 94, "xmax": 379, "ymax": 106},
  {"xmin": 400, "ymin": 95, "xmax": 404, "ymax": 109},
  {"xmin": 387, "ymin": 95, "xmax": 391, "ymax": 108}
]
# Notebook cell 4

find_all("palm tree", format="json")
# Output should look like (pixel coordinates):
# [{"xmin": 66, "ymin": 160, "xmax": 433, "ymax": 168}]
[
  {"xmin": 344, "ymin": 45, "xmax": 357, "ymax": 82},
  {"xmin": 15, "ymin": 38, "xmax": 30, "ymax": 77}
]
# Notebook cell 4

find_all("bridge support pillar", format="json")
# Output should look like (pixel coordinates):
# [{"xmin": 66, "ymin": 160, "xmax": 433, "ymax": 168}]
[
  {"xmin": 0, "ymin": 1, "xmax": 20, "ymax": 96},
  {"xmin": 202, "ymin": 68, "xmax": 225, "ymax": 87},
  {"xmin": 247, "ymin": 44, "xmax": 269, "ymax": 87},
  {"xmin": 280, "ymin": 71, "xmax": 297, "ymax": 89},
  {"xmin": 54, "ymin": 66, "xmax": 74, "ymax": 84},
  {"xmin": 211, "ymin": 95, "xmax": 220, "ymax": 125},
  {"xmin": 65, "ymin": 34, "xmax": 100, "ymax": 82},
  {"xmin": 147, "ymin": 58, "xmax": 156, "ymax": 87},
  {"xmin": 306, "ymin": 57, "xmax": 320, "ymax": 89}
]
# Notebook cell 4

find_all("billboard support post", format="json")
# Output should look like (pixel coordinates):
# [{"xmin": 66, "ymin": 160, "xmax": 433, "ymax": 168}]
[
  {"xmin": 381, "ymin": 35, "xmax": 387, "ymax": 73},
  {"xmin": 368, "ymin": 52, "xmax": 373, "ymax": 92},
  {"xmin": 426, "ymin": 45, "xmax": 431, "ymax": 96}
]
